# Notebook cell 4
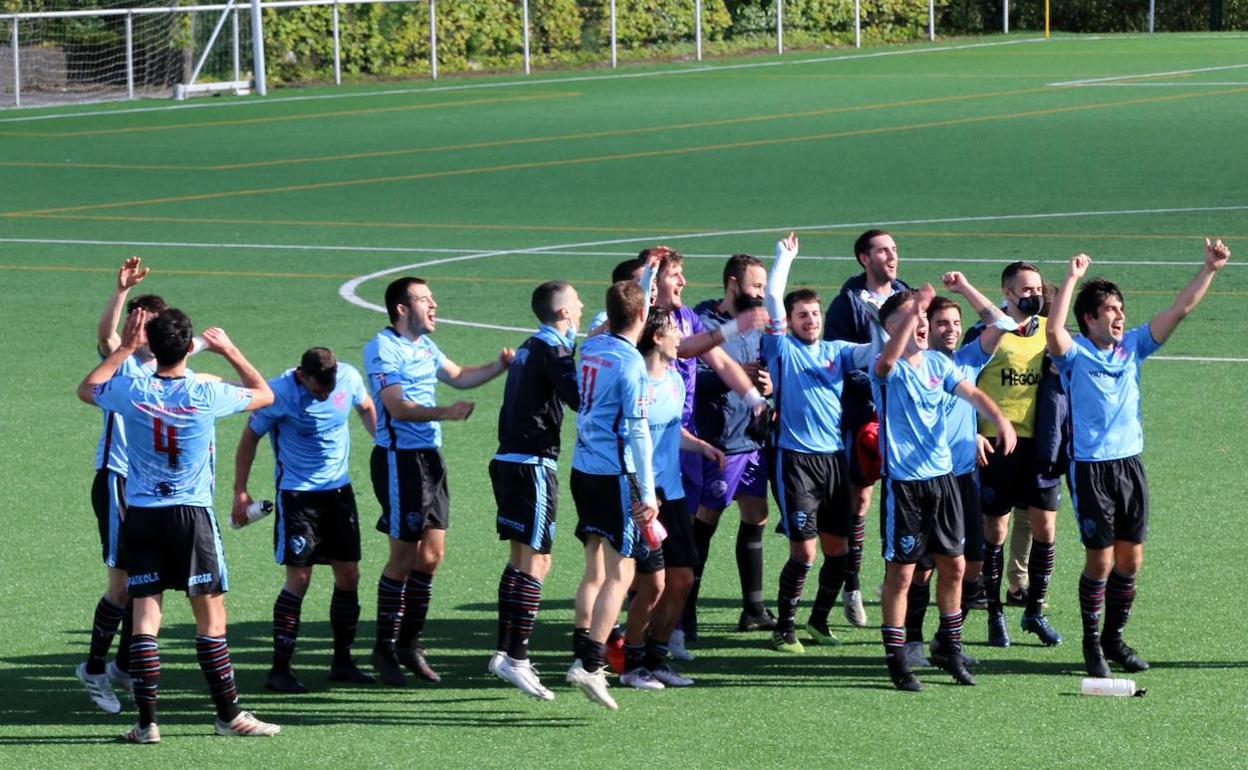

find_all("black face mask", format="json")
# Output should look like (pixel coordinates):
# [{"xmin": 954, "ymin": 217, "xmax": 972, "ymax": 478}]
[
  {"xmin": 735, "ymin": 294, "xmax": 765, "ymax": 313},
  {"xmin": 1016, "ymin": 295, "xmax": 1042, "ymax": 317}
]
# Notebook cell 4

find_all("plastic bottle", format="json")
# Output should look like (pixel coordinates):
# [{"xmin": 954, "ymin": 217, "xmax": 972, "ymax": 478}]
[
  {"xmin": 231, "ymin": 499, "xmax": 274, "ymax": 529},
  {"xmin": 641, "ymin": 517, "xmax": 668, "ymax": 551},
  {"xmin": 1080, "ymin": 677, "xmax": 1144, "ymax": 697}
]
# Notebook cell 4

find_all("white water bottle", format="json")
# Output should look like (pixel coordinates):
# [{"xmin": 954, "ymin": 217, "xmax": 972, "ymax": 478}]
[
  {"xmin": 231, "ymin": 499, "xmax": 273, "ymax": 529},
  {"xmin": 1080, "ymin": 677, "xmax": 1140, "ymax": 697}
]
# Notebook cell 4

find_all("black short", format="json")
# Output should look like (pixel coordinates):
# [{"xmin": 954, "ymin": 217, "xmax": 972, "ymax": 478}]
[
  {"xmin": 123, "ymin": 505, "xmax": 227, "ymax": 598},
  {"xmin": 490, "ymin": 459, "xmax": 558, "ymax": 554},
  {"xmin": 770, "ymin": 449, "xmax": 852, "ymax": 542},
  {"xmin": 274, "ymin": 485, "xmax": 362, "ymax": 567},
  {"xmin": 571, "ymin": 469, "xmax": 639, "ymax": 558},
  {"xmin": 1070, "ymin": 456, "xmax": 1149, "ymax": 549},
  {"xmin": 880, "ymin": 473, "xmax": 963, "ymax": 564},
  {"xmin": 637, "ymin": 496, "xmax": 698, "ymax": 575},
  {"xmin": 91, "ymin": 468, "xmax": 126, "ymax": 569},
  {"xmin": 957, "ymin": 471, "xmax": 985, "ymax": 563},
  {"xmin": 371, "ymin": 446, "xmax": 450, "ymax": 542},
  {"xmin": 979, "ymin": 437, "xmax": 1061, "ymax": 515}
]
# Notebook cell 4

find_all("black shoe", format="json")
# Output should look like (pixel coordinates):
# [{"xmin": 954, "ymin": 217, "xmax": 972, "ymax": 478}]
[
  {"xmin": 737, "ymin": 608, "xmax": 778, "ymax": 632},
  {"xmin": 329, "ymin": 658, "xmax": 377, "ymax": 684},
  {"xmin": 371, "ymin": 647, "xmax": 408, "ymax": 687},
  {"xmin": 1005, "ymin": 586, "xmax": 1027, "ymax": 607},
  {"xmin": 886, "ymin": 654, "xmax": 923, "ymax": 692},
  {"xmin": 1083, "ymin": 636, "xmax": 1110, "ymax": 678},
  {"xmin": 961, "ymin": 580, "xmax": 989, "ymax": 612},
  {"xmin": 1021, "ymin": 614, "xmax": 1063, "ymax": 646},
  {"xmin": 1102, "ymin": 637, "xmax": 1149, "ymax": 672},
  {"xmin": 397, "ymin": 645, "xmax": 442, "ymax": 683},
  {"xmin": 987, "ymin": 612, "xmax": 1011, "ymax": 648},
  {"xmin": 264, "ymin": 667, "xmax": 309, "ymax": 694},
  {"xmin": 930, "ymin": 636, "xmax": 976, "ymax": 686}
]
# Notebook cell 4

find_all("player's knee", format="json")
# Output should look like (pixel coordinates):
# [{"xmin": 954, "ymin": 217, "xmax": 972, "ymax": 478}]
[
  {"xmin": 332, "ymin": 562, "xmax": 361, "ymax": 589},
  {"xmin": 665, "ymin": 567, "xmax": 694, "ymax": 595}
]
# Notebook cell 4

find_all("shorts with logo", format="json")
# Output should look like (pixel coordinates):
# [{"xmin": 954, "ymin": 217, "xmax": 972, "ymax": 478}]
[
  {"xmin": 770, "ymin": 449, "xmax": 852, "ymax": 542},
  {"xmin": 371, "ymin": 446, "xmax": 450, "ymax": 542},
  {"xmin": 680, "ymin": 448, "xmax": 768, "ymax": 511},
  {"xmin": 571, "ymin": 469, "xmax": 640, "ymax": 558},
  {"xmin": 122, "ymin": 504, "xmax": 227, "ymax": 597},
  {"xmin": 979, "ymin": 436, "xmax": 1061, "ymax": 515},
  {"xmin": 637, "ymin": 495, "xmax": 698, "ymax": 575},
  {"xmin": 957, "ymin": 471, "xmax": 985, "ymax": 563},
  {"xmin": 274, "ymin": 485, "xmax": 362, "ymax": 567},
  {"xmin": 880, "ymin": 473, "xmax": 964, "ymax": 564},
  {"xmin": 1070, "ymin": 455, "xmax": 1149, "ymax": 549},
  {"xmin": 91, "ymin": 468, "xmax": 127, "ymax": 569},
  {"xmin": 490, "ymin": 459, "xmax": 558, "ymax": 554}
]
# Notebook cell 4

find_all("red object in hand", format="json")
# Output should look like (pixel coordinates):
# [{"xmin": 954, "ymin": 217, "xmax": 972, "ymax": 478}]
[{"xmin": 641, "ymin": 517, "xmax": 668, "ymax": 551}]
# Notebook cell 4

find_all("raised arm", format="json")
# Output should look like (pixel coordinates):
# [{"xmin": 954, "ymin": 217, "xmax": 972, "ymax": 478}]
[
  {"xmin": 97, "ymin": 257, "xmax": 150, "ymax": 356},
  {"xmin": 677, "ymin": 305, "xmax": 768, "ymax": 359},
  {"xmin": 941, "ymin": 270, "xmax": 1011, "ymax": 355},
  {"xmin": 1149, "ymin": 238, "xmax": 1231, "ymax": 344},
  {"xmin": 873, "ymin": 284, "xmax": 933, "ymax": 378},
  {"xmin": 231, "ymin": 424, "xmax": 264, "ymax": 525},
  {"xmin": 200, "ymin": 327, "xmax": 273, "ymax": 411},
  {"xmin": 437, "ymin": 348, "xmax": 515, "ymax": 389},
  {"xmin": 954, "ymin": 379, "xmax": 1017, "ymax": 456},
  {"xmin": 79, "ymin": 308, "xmax": 148, "ymax": 403},
  {"xmin": 764, "ymin": 232, "xmax": 799, "ymax": 325},
  {"xmin": 1045, "ymin": 253, "xmax": 1089, "ymax": 358}
]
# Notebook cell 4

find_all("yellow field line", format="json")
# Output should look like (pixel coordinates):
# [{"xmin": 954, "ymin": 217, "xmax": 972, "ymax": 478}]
[{"xmin": 5, "ymin": 85, "xmax": 1246, "ymax": 218}]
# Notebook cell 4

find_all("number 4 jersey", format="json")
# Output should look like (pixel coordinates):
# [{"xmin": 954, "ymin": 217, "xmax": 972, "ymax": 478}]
[{"xmin": 92, "ymin": 373, "xmax": 254, "ymax": 507}]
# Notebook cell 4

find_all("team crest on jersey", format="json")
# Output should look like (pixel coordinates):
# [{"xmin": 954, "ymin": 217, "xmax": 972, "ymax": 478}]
[
  {"xmin": 900, "ymin": 535, "xmax": 917, "ymax": 555},
  {"xmin": 154, "ymin": 481, "xmax": 177, "ymax": 498},
  {"xmin": 290, "ymin": 535, "xmax": 308, "ymax": 555},
  {"xmin": 1114, "ymin": 345, "xmax": 1129, "ymax": 360},
  {"xmin": 333, "ymin": 391, "xmax": 348, "ymax": 409},
  {"xmin": 928, "ymin": 375, "xmax": 940, "ymax": 388}
]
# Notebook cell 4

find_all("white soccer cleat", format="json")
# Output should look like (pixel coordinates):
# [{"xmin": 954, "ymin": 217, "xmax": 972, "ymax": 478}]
[
  {"xmin": 902, "ymin": 640, "xmax": 930, "ymax": 669},
  {"xmin": 107, "ymin": 660, "xmax": 134, "ymax": 695},
  {"xmin": 668, "ymin": 629, "xmax": 695, "ymax": 662},
  {"xmin": 76, "ymin": 662, "xmax": 121, "ymax": 714},
  {"xmin": 487, "ymin": 650, "xmax": 506, "ymax": 679},
  {"xmin": 121, "ymin": 722, "xmax": 160, "ymax": 744},
  {"xmin": 566, "ymin": 661, "xmax": 618, "ymax": 710},
  {"xmin": 649, "ymin": 664, "xmax": 694, "ymax": 687},
  {"xmin": 843, "ymin": 589, "xmax": 869, "ymax": 627},
  {"xmin": 497, "ymin": 656, "xmax": 555, "ymax": 701},
  {"xmin": 619, "ymin": 667, "xmax": 665, "ymax": 691},
  {"xmin": 215, "ymin": 710, "xmax": 281, "ymax": 737}
]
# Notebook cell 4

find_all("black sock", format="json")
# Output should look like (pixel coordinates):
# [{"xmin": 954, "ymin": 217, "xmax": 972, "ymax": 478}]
[
  {"xmin": 1025, "ymin": 540, "xmax": 1055, "ymax": 616},
  {"xmin": 398, "ymin": 570, "xmax": 433, "ymax": 648},
  {"xmin": 643, "ymin": 637, "xmax": 669, "ymax": 670},
  {"xmin": 496, "ymin": 565, "xmax": 520, "ymax": 653},
  {"xmin": 809, "ymin": 553, "xmax": 849, "ymax": 628},
  {"xmin": 984, "ymin": 542, "xmax": 1005, "ymax": 613},
  {"xmin": 375, "ymin": 575, "xmax": 406, "ymax": 652},
  {"xmin": 1104, "ymin": 570, "xmax": 1136, "ymax": 641},
  {"xmin": 195, "ymin": 635, "xmax": 240, "ymax": 723},
  {"xmin": 329, "ymin": 587, "xmax": 361, "ymax": 664},
  {"xmin": 583, "ymin": 640, "xmax": 606, "ymax": 672},
  {"xmin": 115, "ymin": 600, "xmax": 133, "ymax": 672},
  {"xmin": 572, "ymin": 627, "xmax": 591, "ymax": 661},
  {"xmin": 881, "ymin": 625, "xmax": 904, "ymax": 658},
  {"xmin": 684, "ymin": 518, "xmax": 719, "ymax": 629},
  {"xmin": 272, "ymin": 588, "xmax": 303, "ymax": 670},
  {"xmin": 1078, "ymin": 573, "xmax": 1106, "ymax": 640},
  {"xmin": 776, "ymin": 558, "xmax": 812, "ymax": 635},
  {"xmin": 86, "ymin": 597, "xmax": 125, "ymax": 675},
  {"xmin": 845, "ymin": 515, "xmax": 865, "ymax": 592},
  {"xmin": 904, "ymin": 578, "xmax": 931, "ymax": 643},
  {"xmin": 736, "ymin": 522, "xmax": 766, "ymax": 615},
  {"xmin": 507, "ymin": 571, "xmax": 543, "ymax": 661},
  {"xmin": 623, "ymin": 642, "xmax": 646, "ymax": 672},
  {"xmin": 130, "ymin": 634, "xmax": 160, "ymax": 727}
]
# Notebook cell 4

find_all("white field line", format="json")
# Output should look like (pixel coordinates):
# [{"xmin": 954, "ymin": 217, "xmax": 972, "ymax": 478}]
[
  {"xmin": 1049, "ymin": 63, "xmax": 1248, "ymax": 87},
  {"xmin": 0, "ymin": 37, "xmax": 1049, "ymax": 125},
  {"xmin": 1063, "ymin": 81, "xmax": 1248, "ymax": 87}
]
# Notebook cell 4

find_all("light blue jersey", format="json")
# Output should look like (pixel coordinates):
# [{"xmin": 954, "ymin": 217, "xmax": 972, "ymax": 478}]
[
  {"xmin": 92, "ymin": 373, "xmax": 253, "ymax": 507},
  {"xmin": 646, "ymin": 366, "xmax": 686, "ymax": 501},
  {"xmin": 248, "ymin": 364, "xmax": 368, "ymax": 492},
  {"xmin": 364, "ymin": 328, "xmax": 444, "ymax": 450},
  {"xmin": 571, "ymin": 333, "xmax": 649, "ymax": 475},
  {"xmin": 94, "ymin": 353, "xmax": 154, "ymax": 475},
  {"xmin": 872, "ymin": 352, "xmax": 966, "ymax": 481},
  {"xmin": 762, "ymin": 333, "xmax": 870, "ymax": 454},
  {"xmin": 945, "ymin": 341, "xmax": 994, "ymax": 476},
  {"xmin": 1053, "ymin": 323, "xmax": 1160, "ymax": 462}
]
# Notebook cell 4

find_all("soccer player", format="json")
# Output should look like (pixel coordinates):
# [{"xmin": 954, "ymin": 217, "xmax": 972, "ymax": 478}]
[
  {"xmin": 78, "ymin": 308, "xmax": 278, "ymax": 742},
  {"xmin": 1046, "ymin": 241, "xmax": 1230, "ymax": 677},
  {"xmin": 761, "ymin": 234, "xmax": 872, "ymax": 653},
  {"xmin": 364, "ymin": 276, "xmax": 514, "ymax": 686},
  {"xmin": 872, "ymin": 287, "xmax": 1016, "ymax": 691},
  {"xmin": 566, "ymin": 280, "xmax": 659, "ymax": 711},
  {"xmin": 823, "ymin": 229, "xmax": 911, "ymax": 627},
  {"xmin": 487, "ymin": 280, "xmax": 583, "ymax": 701},
  {"xmin": 687, "ymin": 254, "xmax": 777, "ymax": 635},
  {"xmin": 973, "ymin": 261, "xmax": 1064, "ymax": 648},
  {"xmin": 232, "ymin": 347, "xmax": 378, "ymax": 693}
]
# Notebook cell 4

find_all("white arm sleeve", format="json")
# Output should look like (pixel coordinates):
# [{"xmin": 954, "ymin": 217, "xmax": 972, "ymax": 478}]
[
  {"xmin": 624, "ymin": 416, "xmax": 657, "ymax": 506},
  {"xmin": 765, "ymin": 240, "xmax": 798, "ymax": 323},
  {"xmin": 637, "ymin": 261, "xmax": 658, "ymax": 324}
]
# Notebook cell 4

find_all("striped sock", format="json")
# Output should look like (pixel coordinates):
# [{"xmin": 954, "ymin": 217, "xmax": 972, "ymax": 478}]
[
  {"xmin": 329, "ymin": 588, "xmax": 361, "ymax": 664},
  {"xmin": 1025, "ymin": 540, "xmax": 1055, "ymax": 616},
  {"xmin": 86, "ymin": 597, "xmax": 125, "ymax": 675},
  {"xmin": 496, "ymin": 565, "xmax": 521, "ymax": 653},
  {"xmin": 375, "ymin": 575, "xmax": 406, "ymax": 651},
  {"xmin": 904, "ymin": 578, "xmax": 931, "ymax": 643},
  {"xmin": 195, "ymin": 635, "xmax": 240, "ymax": 723},
  {"xmin": 936, "ymin": 609, "xmax": 964, "ymax": 647},
  {"xmin": 845, "ymin": 516, "xmax": 866, "ymax": 592},
  {"xmin": 881, "ymin": 625, "xmax": 905, "ymax": 657},
  {"xmin": 129, "ymin": 634, "xmax": 160, "ymax": 727},
  {"xmin": 398, "ymin": 571, "xmax": 434, "ymax": 648},
  {"xmin": 114, "ymin": 600, "xmax": 133, "ymax": 673},
  {"xmin": 983, "ymin": 543, "xmax": 1005, "ymax": 613},
  {"xmin": 1078, "ymin": 573, "xmax": 1107, "ymax": 640},
  {"xmin": 272, "ymin": 588, "xmax": 303, "ymax": 669},
  {"xmin": 1104, "ymin": 571, "xmax": 1137, "ymax": 641},
  {"xmin": 809, "ymin": 554, "xmax": 849, "ymax": 628},
  {"xmin": 776, "ymin": 559, "xmax": 813, "ymax": 635},
  {"xmin": 507, "ymin": 571, "xmax": 543, "ymax": 661}
]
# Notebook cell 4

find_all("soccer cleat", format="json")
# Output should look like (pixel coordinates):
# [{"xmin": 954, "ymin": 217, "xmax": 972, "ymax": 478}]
[
  {"xmin": 770, "ymin": 630, "xmax": 805, "ymax": 654},
  {"xmin": 264, "ymin": 667, "xmax": 309, "ymax": 694},
  {"xmin": 605, "ymin": 636, "xmax": 627, "ymax": 675},
  {"xmin": 487, "ymin": 650, "xmax": 506, "ymax": 678},
  {"xmin": 959, "ymin": 650, "xmax": 980, "ymax": 666},
  {"xmin": 397, "ymin": 645, "xmax": 441, "ymax": 683},
  {"xmin": 667, "ymin": 629, "xmax": 695, "ymax": 662},
  {"xmin": 370, "ymin": 647, "xmax": 408, "ymax": 687},
  {"xmin": 902, "ymin": 640, "xmax": 930, "ymax": 668},
  {"xmin": 1083, "ymin": 636, "xmax": 1111, "ymax": 678},
  {"xmin": 1005, "ymin": 586, "xmax": 1027, "ymax": 607},
  {"xmin": 806, "ymin": 619, "xmax": 842, "ymax": 646},
  {"xmin": 620, "ymin": 667, "xmax": 665, "ymax": 690},
  {"xmin": 1101, "ymin": 637, "xmax": 1149, "ymax": 672},
  {"xmin": 76, "ymin": 662, "xmax": 122, "ymax": 715},
  {"xmin": 121, "ymin": 723, "xmax": 160, "ymax": 744},
  {"xmin": 649, "ymin": 664, "xmax": 694, "ymax": 688},
  {"xmin": 930, "ymin": 636, "xmax": 976, "ymax": 686},
  {"xmin": 565, "ymin": 661, "xmax": 618, "ymax": 710},
  {"xmin": 886, "ymin": 654, "xmax": 923, "ymax": 692},
  {"xmin": 737, "ymin": 608, "xmax": 779, "ymax": 632},
  {"xmin": 328, "ymin": 658, "xmax": 377, "ymax": 684},
  {"xmin": 496, "ymin": 656, "xmax": 555, "ymax": 701},
  {"xmin": 215, "ymin": 710, "xmax": 281, "ymax": 737},
  {"xmin": 842, "ymin": 589, "xmax": 869, "ymax": 628},
  {"xmin": 961, "ymin": 580, "xmax": 989, "ymax": 612},
  {"xmin": 1021, "ymin": 614, "xmax": 1063, "ymax": 646},
  {"xmin": 107, "ymin": 660, "xmax": 134, "ymax": 695},
  {"xmin": 987, "ymin": 612, "xmax": 1011, "ymax": 648}
]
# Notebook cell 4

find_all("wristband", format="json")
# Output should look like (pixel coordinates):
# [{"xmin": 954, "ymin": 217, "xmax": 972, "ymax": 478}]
[
  {"xmin": 991, "ymin": 314, "xmax": 1021, "ymax": 332},
  {"xmin": 743, "ymin": 388, "xmax": 766, "ymax": 410}
]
